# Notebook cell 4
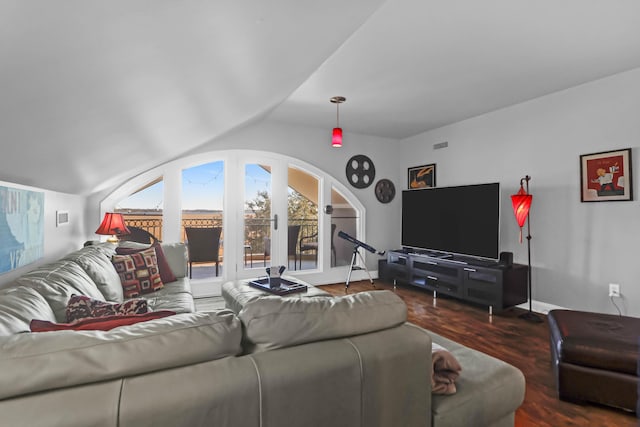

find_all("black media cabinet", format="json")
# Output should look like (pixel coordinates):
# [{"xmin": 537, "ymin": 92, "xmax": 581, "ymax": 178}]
[{"xmin": 381, "ymin": 250, "xmax": 527, "ymax": 313}]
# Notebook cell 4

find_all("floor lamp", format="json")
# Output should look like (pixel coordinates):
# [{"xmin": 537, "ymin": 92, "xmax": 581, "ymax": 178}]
[{"xmin": 511, "ymin": 176, "xmax": 543, "ymax": 323}]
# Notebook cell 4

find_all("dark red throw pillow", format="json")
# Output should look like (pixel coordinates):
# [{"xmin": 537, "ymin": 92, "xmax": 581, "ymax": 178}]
[
  {"xmin": 30, "ymin": 311, "xmax": 176, "ymax": 332},
  {"xmin": 116, "ymin": 241, "xmax": 177, "ymax": 284}
]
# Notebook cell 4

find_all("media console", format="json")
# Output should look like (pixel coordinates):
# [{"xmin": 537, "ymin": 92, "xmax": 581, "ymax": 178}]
[{"xmin": 381, "ymin": 250, "xmax": 527, "ymax": 313}]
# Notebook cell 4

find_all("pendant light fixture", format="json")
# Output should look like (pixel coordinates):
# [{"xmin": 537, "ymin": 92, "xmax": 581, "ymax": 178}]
[{"xmin": 330, "ymin": 96, "xmax": 346, "ymax": 148}]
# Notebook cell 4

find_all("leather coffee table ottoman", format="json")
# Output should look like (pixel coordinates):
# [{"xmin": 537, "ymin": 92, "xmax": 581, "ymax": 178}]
[
  {"xmin": 222, "ymin": 277, "xmax": 332, "ymax": 315},
  {"xmin": 547, "ymin": 309, "xmax": 639, "ymax": 414}
]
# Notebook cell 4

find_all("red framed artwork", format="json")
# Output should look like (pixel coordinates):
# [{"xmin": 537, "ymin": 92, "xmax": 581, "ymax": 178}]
[
  {"xmin": 408, "ymin": 163, "xmax": 436, "ymax": 189},
  {"xmin": 580, "ymin": 148, "xmax": 633, "ymax": 202}
]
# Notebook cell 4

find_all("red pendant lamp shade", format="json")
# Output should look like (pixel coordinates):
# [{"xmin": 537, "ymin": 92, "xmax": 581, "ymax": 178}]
[
  {"xmin": 330, "ymin": 96, "xmax": 346, "ymax": 148},
  {"xmin": 332, "ymin": 127, "xmax": 343, "ymax": 147},
  {"xmin": 511, "ymin": 185, "xmax": 532, "ymax": 243},
  {"xmin": 95, "ymin": 212, "xmax": 130, "ymax": 242}
]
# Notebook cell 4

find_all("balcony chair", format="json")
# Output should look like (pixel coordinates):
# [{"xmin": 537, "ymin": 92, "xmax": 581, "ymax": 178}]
[
  {"xmin": 263, "ymin": 225, "xmax": 301, "ymax": 270},
  {"xmin": 184, "ymin": 227, "xmax": 223, "ymax": 278},
  {"xmin": 330, "ymin": 223, "xmax": 337, "ymax": 266},
  {"xmin": 298, "ymin": 224, "xmax": 337, "ymax": 269},
  {"xmin": 299, "ymin": 223, "xmax": 334, "ymax": 270}
]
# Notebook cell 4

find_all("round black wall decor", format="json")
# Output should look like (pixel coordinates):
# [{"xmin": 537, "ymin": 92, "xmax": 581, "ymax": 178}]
[
  {"xmin": 375, "ymin": 179, "xmax": 396, "ymax": 203},
  {"xmin": 346, "ymin": 155, "xmax": 375, "ymax": 189}
]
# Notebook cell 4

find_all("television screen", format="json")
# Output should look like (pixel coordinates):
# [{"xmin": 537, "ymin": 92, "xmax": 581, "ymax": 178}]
[{"xmin": 401, "ymin": 183, "xmax": 500, "ymax": 260}]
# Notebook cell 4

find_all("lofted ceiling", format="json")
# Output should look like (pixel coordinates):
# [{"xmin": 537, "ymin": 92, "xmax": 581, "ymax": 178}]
[{"xmin": 2, "ymin": 0, "xmax": 640, "ymax": 195}]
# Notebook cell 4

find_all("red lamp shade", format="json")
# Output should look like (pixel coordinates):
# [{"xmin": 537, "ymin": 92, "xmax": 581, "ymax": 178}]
[
  {"xmin": 95, "ymin": 212, "xmax": 130, "ymax": 242},
  {"xmin": 511, "ymin": 186, "xmax": 532, "ymax": 243},
  {"xmin": 332, "ymin": 127, "xmax": 343, "ymax": 147}
]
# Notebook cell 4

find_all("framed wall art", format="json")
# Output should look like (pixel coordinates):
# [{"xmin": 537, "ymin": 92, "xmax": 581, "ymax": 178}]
[
  {"xmin": 580, "ymin": 148, "xmax": 633, "ymax": 202},
  {"xmin": 408, "ymin": 163, "xmax": 436, "ymax": 189},
  {"xmin": 0, "ymin": 185, "xmax": 44, "ymax": 274}
]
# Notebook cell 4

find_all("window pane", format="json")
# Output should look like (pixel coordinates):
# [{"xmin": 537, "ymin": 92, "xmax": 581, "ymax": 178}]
[
  {"xmin": 181, "ymin": 161, "xmax": 224, "ymax": 279},
  {"xmin": 245, "ymin": 164, "xmax": 271, "ymax": 269},
  {"xmin": 331, "ymin": 186, "xmax": 358, "ymax": 267}
]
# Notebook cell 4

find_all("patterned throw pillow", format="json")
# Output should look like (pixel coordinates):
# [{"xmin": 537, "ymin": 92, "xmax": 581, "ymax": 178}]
[
  {"xmin": 31, "ymin": 311, "xmax": 176, "ymax": 332},
  {"xmin": 66, "ymin": 294, "xmax": 149, "ymax": 323},
  {"xmin": 111, "ymin": 248, "xmax": 164, "ymax": 298},
  {"xmin": 116, "ymin": 241, "xmax": 177, "ymax": 284}
]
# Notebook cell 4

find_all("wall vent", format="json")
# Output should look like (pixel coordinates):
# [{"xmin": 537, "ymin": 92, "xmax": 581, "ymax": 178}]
[{"xmin": 433, "ymin": 141, "xmax": 448, "ymax": 150}]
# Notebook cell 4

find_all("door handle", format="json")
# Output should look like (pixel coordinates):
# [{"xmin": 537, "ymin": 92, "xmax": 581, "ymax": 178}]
[{"xmin": 274, "ymin": 214, "xmax": 278, "ymax": 230}]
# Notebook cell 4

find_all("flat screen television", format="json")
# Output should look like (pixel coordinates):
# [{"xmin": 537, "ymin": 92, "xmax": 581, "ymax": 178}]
[{"xmin": 401, "ymin": 183, "xmax": 500, "ymax": 260}]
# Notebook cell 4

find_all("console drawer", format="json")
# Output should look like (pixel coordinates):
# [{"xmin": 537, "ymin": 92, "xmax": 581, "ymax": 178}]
[{"xmin": 411, "ymin": 259, "xmax": 463, "ymax": 284}]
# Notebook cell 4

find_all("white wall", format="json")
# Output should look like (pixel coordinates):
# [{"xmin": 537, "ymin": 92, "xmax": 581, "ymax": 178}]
[
  {"xmin": 0, "ymin": 180, "xmax": 86, "ymax": 287},
  {"xmin": 400, "ymin": 68, "xmax": 640, "ymax": 317}
]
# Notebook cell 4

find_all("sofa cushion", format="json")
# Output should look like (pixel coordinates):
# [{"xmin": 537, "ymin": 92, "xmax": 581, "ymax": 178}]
[
  {"xmin": 16, "ymin": 261, "xmax": 107, "ymax": 321},
  {"xmin": 156, "ymin": 243, "xmax": 188, "ymax": 279},
  {"xmin": 31, "ymin": 311, "xmax": 176, "ymax": 332},
  {"xmin": 0, "ymin": 286, "xmax": 57, "ymax": 336},
  {"xmin": 426, "ymin": 329, "xmax": 526, "ymax": 427},
  {"xmin": 112, "ymin": 248, "xmax": 164, "ymax": 298},
  {"xmin": 0, "ymin": 310, "xmax": 242, "ymax": 400},
  {"xmin": 66, "ymin": 294, "xmax": 148, "ymax": 322},
  {"xmin": 116, "ymin": 241, "xmax": 177, "ymax": 284},
  {"xmin": 69, "ymin": 247, "xmax": 124, "ymax": 303},
  {"xmin": 146, "ymin": 289, "xmax": 195, "ymax": 313},
  {"xmin": 239, "ymin": 290, "xmax": 408, "ymax": 352}
]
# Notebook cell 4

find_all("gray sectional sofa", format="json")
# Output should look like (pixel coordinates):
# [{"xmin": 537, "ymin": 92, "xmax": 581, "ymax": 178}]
[{"xmin": 0, "ymin": 242, "xmax": 525, "ymax": 426}]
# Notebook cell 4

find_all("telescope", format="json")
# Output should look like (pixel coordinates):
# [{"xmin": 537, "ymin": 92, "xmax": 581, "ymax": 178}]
[
  {"xmin": 338, "ymin": 230, "xmax": 386, "ymax": 288},
  {"xmin": 338, "ymin": 231, "xmax": 385, "ymax": 255}
]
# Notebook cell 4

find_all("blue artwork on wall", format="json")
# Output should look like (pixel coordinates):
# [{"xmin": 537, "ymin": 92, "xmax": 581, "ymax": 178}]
[{"xmin": 0, "ymin": 186, "xmax": 44, "ymax": 274}]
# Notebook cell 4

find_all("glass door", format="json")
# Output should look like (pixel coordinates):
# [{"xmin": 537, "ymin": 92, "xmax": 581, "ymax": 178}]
[
  {"xmin": 242, "ymin": 162, "xmax": 274, "ymax": 275},
  {"xmin": 288, "ymin": 165, "xmax": 319, "ymax": 271},
  {"xmin": 239, "ymin": 159, "xmax": 286, "ymax": 278},
  {"xmin": 180, "ymin": 161, "xmax": 224, "ymax": 280}
]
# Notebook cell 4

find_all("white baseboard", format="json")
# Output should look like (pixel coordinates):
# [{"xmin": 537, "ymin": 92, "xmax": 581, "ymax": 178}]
[{"xmin": 517, "ymin": 300, "xmax": 566, "ymax": 315}]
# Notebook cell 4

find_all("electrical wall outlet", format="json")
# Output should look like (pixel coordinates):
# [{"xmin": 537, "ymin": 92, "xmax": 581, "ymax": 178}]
[{"xmin": 609, "ymin": 283, "xmax": 620, "ymax": 297}]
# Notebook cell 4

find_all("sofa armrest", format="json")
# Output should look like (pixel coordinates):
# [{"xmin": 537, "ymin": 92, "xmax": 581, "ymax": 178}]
[{"xmin": 0, "ymin": 311, "xmax": 241, "ymax": 400}]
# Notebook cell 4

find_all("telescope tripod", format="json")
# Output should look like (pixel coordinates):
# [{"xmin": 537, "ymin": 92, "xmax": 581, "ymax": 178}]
[{"xmin": 345, "ymin": 245, "xmax": 374, "ymax": 289}]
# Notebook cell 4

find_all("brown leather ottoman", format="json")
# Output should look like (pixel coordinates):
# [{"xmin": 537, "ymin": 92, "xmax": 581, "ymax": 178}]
[{"xmin": 547, "ymin": 309, "xmax": 639, "ymax": 414}]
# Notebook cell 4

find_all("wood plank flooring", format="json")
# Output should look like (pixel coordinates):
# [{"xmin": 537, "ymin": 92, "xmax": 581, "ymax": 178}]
[{"xmin": 321, "ymin": 280, "xmax": 638, "ymax": 427}]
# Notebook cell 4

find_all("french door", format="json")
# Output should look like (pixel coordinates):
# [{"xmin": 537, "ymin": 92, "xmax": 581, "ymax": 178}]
[{"xmin": 236, "ymin": 157, "xmax": 289, "ymax": 279}]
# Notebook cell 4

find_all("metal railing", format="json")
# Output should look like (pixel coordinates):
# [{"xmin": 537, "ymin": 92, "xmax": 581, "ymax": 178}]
[{"xmin": 120, "ymin": 213, "xmax": 318, "ymax": 257}]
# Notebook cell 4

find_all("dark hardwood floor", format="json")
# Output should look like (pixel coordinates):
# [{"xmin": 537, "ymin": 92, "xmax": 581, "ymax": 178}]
[{"xmin": 321, "ymin": 280, "xmax": 638, "ymax": 427}]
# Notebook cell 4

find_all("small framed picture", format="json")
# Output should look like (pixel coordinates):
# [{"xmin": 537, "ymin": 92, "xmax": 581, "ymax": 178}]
[
  {"xmin": 56, "ymin": 210, "xmax": 69, "ymax": 227},
  {"xmin": 408, "ymin": 164, "xmax": 436, "ymax": 189},
  {"xmin": 580, "ymin": 148, "xmax": 633, "ymax": 202}
]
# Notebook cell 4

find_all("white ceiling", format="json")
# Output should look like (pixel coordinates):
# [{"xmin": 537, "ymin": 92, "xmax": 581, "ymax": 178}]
[
  {"xmin": 270, "ymin": 0, "xmax": 640, "ymax": 139},
  {"xmin": 2, "ymin": 0, "xmax": 640, "ymax": 195}
]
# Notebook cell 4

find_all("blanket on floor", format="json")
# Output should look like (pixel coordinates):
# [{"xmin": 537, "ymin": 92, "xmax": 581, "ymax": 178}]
[{"xmin": 432, "ymin": 342, "xmax": 462, "ymax": 395}]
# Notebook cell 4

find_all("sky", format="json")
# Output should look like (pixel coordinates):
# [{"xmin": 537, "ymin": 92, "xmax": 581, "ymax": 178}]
[{"xmin": 116, "ymin": 161, "xmax": 271, "ymax": 211}]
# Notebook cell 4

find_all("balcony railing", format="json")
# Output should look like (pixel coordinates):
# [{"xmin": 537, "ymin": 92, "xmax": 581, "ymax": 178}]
[{"xmin": 119, "ymin": 213, "xmax": 317, "ymax": 256}]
